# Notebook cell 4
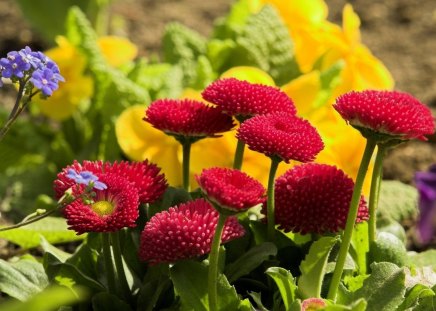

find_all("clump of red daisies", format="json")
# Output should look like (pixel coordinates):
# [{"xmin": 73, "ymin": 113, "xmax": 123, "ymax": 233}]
[{"xmin": 54, "ymin": 160, "xmax": 167, "ymax": 234}]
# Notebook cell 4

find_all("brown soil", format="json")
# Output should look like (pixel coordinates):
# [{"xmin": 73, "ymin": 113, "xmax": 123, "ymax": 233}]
[{"xmin": 1, "ymin": 0, "xmax": 436, "ymax": 183}]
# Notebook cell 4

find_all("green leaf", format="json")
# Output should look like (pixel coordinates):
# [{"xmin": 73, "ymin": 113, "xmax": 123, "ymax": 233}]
[
  {"xmin": 0, "ymin": 217, "xmax": 85, "ymax": 249},
  {"xmin": 0, "ymin": 285, "xmax": 88, "ymax": 311},
  {"xmin": 170, "ymin": 260, "xmax": 241, "ymax": 311},
  {"xmin": 39, "ymin": 236, "xmax": 72, "ymax": 263},
  {"xmin": 128, "ymin": 60, "xmax": 184, "ymax": 100},
  {"xmin": 408, "ymin": 250, "xmax": 436, "ymax": 269},
  {"xmin": 312, "ymin": 61, "xmax": 344, "ymax": 109},
  {"xmin": 298, "ymin": 236, "xmax": 339, "ymax": 298},
  {"xmin": 322, "ymin": 298, "xmax": 367, "ymax": 311},
  {"xmin": 397, "ymin": 283, "xmax": 435, "ymax": 310},
  {"xmin": 353, "ymin": 262, "xmax": 406, "ymax": 311},
  {"xmin": 232, "ymin": 5, "xmax": 300, "ymax": 85},
  {"xmin": 378, "ymin": 180, "xmax": 418, "ymax": 222},
  {"xmin": 0, "ymin": 257, "xmax": 48, "ymax": 301},
  {"xmin": 247, "ymin": 292, "xmax": 269, "ymax": 311},
  {"xmin": 44, "ymin": 252, "xmax": 105, "ymax": 292},
  {"xmin": 265, "ymin": 267, "xmax": 297, "ymax": 310},
  {"xmin": 213, "ymin": 0, "xmax": 254, "ymax": 39},
  {"xmin": 92, "ymin": 292, "xmax": 132, "ymax": 311},
  {"xmin": 225, "ymin": 242, "xmax": 277, "ymax": 283}
]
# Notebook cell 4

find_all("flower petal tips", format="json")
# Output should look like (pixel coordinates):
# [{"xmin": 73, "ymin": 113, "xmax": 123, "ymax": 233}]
[
  {"xmin": 144, "ymin": 98, "xmax": 235, "ymax": 140},
  {"xmin": 273, "ymin": 163, "xmax": 368, "ymax": 235},
  {"xmin": 237, "ymin": 113, "xmax": 324, "ymax": 163},
  {"xmin": 197, "ymin": 167, "xmax": 265, "ymax": 212},
  {"xmin": 139, "ymin": 199, "xmax": 245, "ymax": 264},
  {"xmin": 202, "ymin": 78, "xmax": 296, "ymax": 119},
  {"xmin": 333, "ymin": 90, "xmax": 435, "ymax": 141}
]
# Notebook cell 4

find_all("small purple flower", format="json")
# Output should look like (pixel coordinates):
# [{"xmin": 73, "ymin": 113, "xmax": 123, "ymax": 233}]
[
  {"xmin": 0, "ymin": 51, "xmax": 31, "ymax": 79},
  {"xmin": 19, "ymin": 46, "xmax": 43, "ymax": 69},
  {"xmin": 66, "ymin": 169, "xmax": 107, "ymax": 191},
  {"xmin": 30, "ymin": 68, "xmax": 61, "ymax": 96},
  {"xmin": 415, "ymin": 164, "xmax": 436, "ymax": 244}
]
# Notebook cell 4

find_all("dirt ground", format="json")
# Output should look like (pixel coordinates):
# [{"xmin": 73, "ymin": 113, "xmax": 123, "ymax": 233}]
[{"xmin": 1, "ymin": 0, "xmax": 436, "ymax": 183}]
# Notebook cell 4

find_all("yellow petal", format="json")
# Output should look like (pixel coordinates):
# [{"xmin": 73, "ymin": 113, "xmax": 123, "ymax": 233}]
[
  {"xmin": 342, "ymin": 4, "xmax": 361, "ymax": 46},
  {"xmin": 98, "ymin": 36, "xmax": 138, "ymax": 67},
  {"xmin": 262, "ymin": 0, "xmax": 328, "ymax": 25},
  {"xmin": 115, "ymin": 105, "xmax": 181, "ymax": 185},
  {"xmin": 220, "ymin": 66, "xmax": 276, "ymax": 85}
]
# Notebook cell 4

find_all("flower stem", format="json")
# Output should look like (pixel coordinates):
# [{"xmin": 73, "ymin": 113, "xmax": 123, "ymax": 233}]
[
  {"xmin": 208, "ymin": 213, "xmax": 227, "ymax": 311},
  {"xmin": 111, "ymin": 231, "xmax": 131, "ymax": 302},
  {"xmin": 327, "ymin": 139, "xmax": 376, "ymax": 301},
  {"xmin": 267, "ymin": 158, "xmax": 280, "ymax": 241},
  {"xmin": 182, "ymin": 142, "xmax": 191, "ymax": 192},
  {"xmin": 0, "ymin": 209, "xmax": 56, "ymax": 232},
  {"xmin": 232, "ymin": 139, "xmax": 245, "ymax": 170},
  {"xmin": 368, "ymin": 145, "xmax": 387, "ymax": 243},
  {"xmin": 102, "ymin": 233, "xmax": 117, "ymax": 295},
  {"xmin": 0, "ymin": 82, "xmax": 26, "ymax": 142}
]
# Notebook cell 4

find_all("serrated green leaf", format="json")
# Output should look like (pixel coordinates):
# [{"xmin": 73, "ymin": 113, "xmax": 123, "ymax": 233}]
[
  {"xmin": 378, "ymin": 180, "xmax": 418, "ymax": 222},
  {"xmin": 191, "ymin": 56, "xmax": 217, "ymax": 89},
  {"xmin": 233, "ymin": 5, "xmax": 300, "ymax": 85},
  {"xmin": 0, "ymin": 217, "xmax": 85, "ymax": 249},
  {"xmin": 0, "ymin": 257, "xmax": 48, "ymax": 301},
  {"xmin": 298, "ymin": 236, "xmax": 339, "ymax": 298},
  {"xmin": 225, "ymin": 242, "xmax": 277, "ymax": 283},
  {"xmin": 213, "ymin": 0, "xmax": 255, "ymax": 39},
  {"xmin": 353, "ymin": 262, "xmax": 406, "ymax": 311},
  {"xmin": 128, "ymin": 60, "xmax": 184, "ymax": 100},
  {"xmin": 265, "ymin": 267, "xmax": 297, "ymax": 310}
]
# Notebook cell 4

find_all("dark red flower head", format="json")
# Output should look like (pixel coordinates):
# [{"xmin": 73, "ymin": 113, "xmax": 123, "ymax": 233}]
[
  {"xmin": 236, "ymin": 113, "xmax": 324, "ymax": 163},
  {"xmin": 144, "ymin": 99, "xmax": 234, "ymax": 141},
  {"xmin": 272, "ymin": 163, "xmax": 368, "ymax": 235},
  {"xmin": 334, "ymin": 90, "xmax": 435, "ymax": 141},
  {"xmin": 201, "ymin": 78, "xmax": 296, "ymax": 119},
  {"xmin": 63, "ymin": 173, "xmax": 139, "ymax": 234},
  {"xmin": 54, "ymin": 160, "xmax": 167, "ymax": 204},
  {"xmin": 196, "ymin": 167, "xmax": 265, "ymax": 213},
  {"xmin": 139, "ymin": 198, "xmax": 245, "ymax": 264}
]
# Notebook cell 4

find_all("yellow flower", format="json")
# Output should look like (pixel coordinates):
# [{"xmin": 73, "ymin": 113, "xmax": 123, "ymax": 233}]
[{"xmin": 34, "ymin": 36, "xmax": 138, "ymax": 121}]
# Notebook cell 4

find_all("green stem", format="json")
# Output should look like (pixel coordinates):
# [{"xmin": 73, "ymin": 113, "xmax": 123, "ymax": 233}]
[
  {"xmin": 111, "ymin": 231, "xmax": 131, "ymax": 302},
  {"xmin": 327, "ymin": 139, "xmax": 376, "ymax": 301},
  {"xmin": 267, "ymin": 158, "xmax": 281, "ymax": 242},
  {"xmin": 368, "ymin": 145, "xmax": 387, "ymax": 244},
  {"xmin": 0, "ymin": 82, "xmax": 26, "ymax": 142},
  {"xmin": 208, "ymin": 213, "xmax": 227, "ymax": 311},
  {"xmin": 102, "ymin": 233, "xmax": 117, "ymax": 295},
  {"xmin": 232, "ymin": 139, "xmax": 245, "ymax": 170},
  {"xmin": 182, "ymin": 142, "xmax": 192, "ymax": 192},
  {"xmin": 0, "ymin": 209, "xmax": 56, "ymax": 232}
]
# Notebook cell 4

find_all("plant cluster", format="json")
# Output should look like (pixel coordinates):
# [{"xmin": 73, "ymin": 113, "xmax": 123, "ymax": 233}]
[{"xmin": 1, "ymin": 1, "xmax": 436, "ymax": 311}]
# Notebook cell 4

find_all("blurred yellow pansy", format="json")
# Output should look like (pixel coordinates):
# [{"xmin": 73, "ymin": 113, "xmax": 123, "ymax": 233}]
[{"xmin": 35, "ymin": 35, "xmax": 138, "ymax": 121}]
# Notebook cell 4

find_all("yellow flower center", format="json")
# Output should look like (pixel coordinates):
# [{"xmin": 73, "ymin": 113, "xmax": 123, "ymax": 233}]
[{"xmin": 91, "ymin": 200, "xmax": 114, "ymax": 217}]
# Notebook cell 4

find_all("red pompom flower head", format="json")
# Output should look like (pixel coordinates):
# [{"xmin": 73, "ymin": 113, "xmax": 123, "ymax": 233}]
[
  {"xmin": 196, "ymin": 167, "xmax": 265, "ymax": 214},
  {"xmin": 54, "ymin": 160, "xmax": 168, "ymax": 234},
  {"xmin": 273, "ymin": 163, "xmax": 368, "ymax": 235},
  {"xmin": 144, "ymin": 98, "xmax": 235, "ymax": 144},
  {"xmin": 333, "ymin": 90, "xmax": 435, "ymax": 143},
  {"xmin": 237, "ymin": 113, "xmax": 324, "ymax": 163},
  {"xmin": 139, "ymin": 198, "xmax": 245, "ymax": 265},
  {"xmin": 202, "ymin": 78, "xmax": 296, "ymax": 121}
]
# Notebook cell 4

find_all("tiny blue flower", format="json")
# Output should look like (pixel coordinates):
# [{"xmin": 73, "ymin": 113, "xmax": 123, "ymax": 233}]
[
  {"xmin": 19, "ymin": 46, "xmax": 43, "ymax": 69},
  {"xmin": 30, "ymin": 68, "xmax": 60, "ymax": 96},
  {"xmin": 66, "ymin": 169, "xmax": 107, "ymax": 191},
  {"xmin": 0, "ymin": 51, "xmax": 31, "ymax": 79}
]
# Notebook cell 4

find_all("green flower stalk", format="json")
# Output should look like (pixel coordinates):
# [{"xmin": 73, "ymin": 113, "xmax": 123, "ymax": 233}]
[
  {"xmin": 329, "ymin": 89, "xmax": 436, "ymax": 300},
  {"xmin": 143, "ymin": 98, "xmax": 234, "ymax": 190},
  {"xmin": 266, "ymin": 157, "xmax": 281, "ymax": 241},
  {"xmin": 196, "ymin": 167, "xmax": 265, "ymax": 311},
  {"xmin": 327, "ymin": 139, "xmax": 376, "ymax": 300},
  {"xmin": 232, "ymin": 139, "xmax": 245, "ymax": 170}
]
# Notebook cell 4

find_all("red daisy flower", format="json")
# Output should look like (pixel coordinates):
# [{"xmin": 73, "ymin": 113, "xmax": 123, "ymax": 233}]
[
  {"xmin": 54, "ymin": 160, "xmax": 167, "ymax": 204},
  {"xmin": 273, "ymin": 163, "xmax": 368, "ymax": 235},
  {"xmin": 63, "ymin": 173, "xmax": 139, "ymax": 234},
  {"xmin": 333, "ymin": 90, "xmax": 435, "ymax": 141},
  {"xmin": 144, "ymin": 99, "xmax": 234, "ymax": 140},
  {"xmin": 236, "ymin": 113, "xmax": 324, "ymax": 163},
  {"xmin": 139, "ymin": 199, "xmax": 245, "ymax": 265},
  {"xmin": 196, "ymin": 167, "xmax": 265, "ymax": 212},
  {"xmin": 201, "ymin": 78, "xmax": 296, "ymax": 119}
]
